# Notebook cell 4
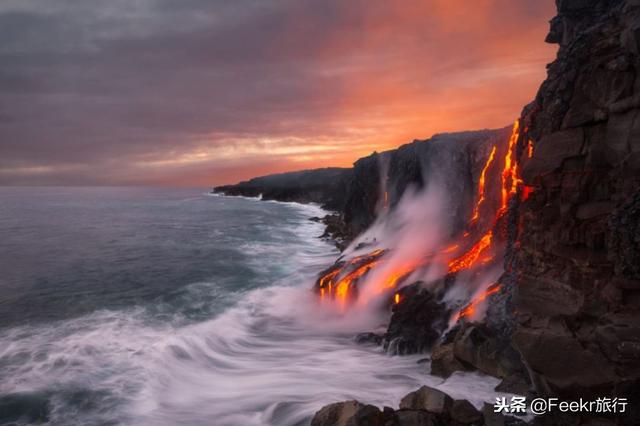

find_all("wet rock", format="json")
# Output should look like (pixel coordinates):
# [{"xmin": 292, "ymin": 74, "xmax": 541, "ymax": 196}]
[
  {"xmin": 452, "ymin": 324, "xmax": 524, "ymax": 380},
  {"xmin": 450, "ymin": 399, "xmax": 482, "ymax": 425},
  {"xmin": 482, "ymin": 402, "xmax": 504, "ymax": 426},
  {"xmin": 384, "ymin": 284, "xmax": 449, "ymax": 354},
  {"xmin": 313, "ymin": 389, "xmax": 492, "ymax": 426},
  {"xmin": 347, "ymin": 404, "xmax": 386, "ymax": 426},
  {"xmin": 429, "ymin": 343, "xmax": 468, "ymax": 378},
  {"xmin": 394, "ymin": 410, "xmax": 441, "ymax": 426},
  {"xmin": 311, "ymin": 400, "xmax": 364, "ymax": 426},
  {"xmin": 399, "ymin": 385, "xmax": 453, "ymax": 414},
  {"xmin": 320, "ymin": 214, "xmax": 352, "ymax": 250},
  {"xmin": 354, "ymin": 332, "xmax": 384, "ymax": 346},
  {"xmin": 494, "ymin": 375, "xmax": 530, "ymax": 396}
]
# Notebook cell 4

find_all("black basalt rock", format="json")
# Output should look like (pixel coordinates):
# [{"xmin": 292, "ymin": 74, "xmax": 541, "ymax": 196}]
[{"xmin": 383, "ymin": 283, "xmax": 449, "ymax": 355}]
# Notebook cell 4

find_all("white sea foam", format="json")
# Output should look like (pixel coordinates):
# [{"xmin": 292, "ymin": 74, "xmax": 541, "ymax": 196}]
[{"xmin": 0, "ymin": 195, "xmax": 510, "ymax": 426}]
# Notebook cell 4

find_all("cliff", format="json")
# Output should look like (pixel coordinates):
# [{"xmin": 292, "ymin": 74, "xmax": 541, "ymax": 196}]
[
  {"xmin": 213, "ymin": 167, "xmax": 352, "ymax": 211},
  {"xmin": 508, "ymin": 0, "xmax": 640, "ymax": 408},
  {"xmin": 310, "ymin": 1, "xmax": 640, "ymax": 425},
  {"xmin": 215, "ymin": 128, "xmax": 512, "ymax": 244},
  {"xmin": 344, "ymin": 128, "xmax": 512, "ymax": 238}
]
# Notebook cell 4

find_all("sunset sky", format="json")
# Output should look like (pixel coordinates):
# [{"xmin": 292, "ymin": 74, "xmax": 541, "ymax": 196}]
[{"xmin": 0, "ymin": 0, "xmax": 556, "ymax": 187}]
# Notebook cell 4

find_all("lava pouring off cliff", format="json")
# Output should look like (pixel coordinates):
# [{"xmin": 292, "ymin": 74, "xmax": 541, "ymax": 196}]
[{"xmin": 315, "ymin": 120, "xmax": 529, "ymax": 327}]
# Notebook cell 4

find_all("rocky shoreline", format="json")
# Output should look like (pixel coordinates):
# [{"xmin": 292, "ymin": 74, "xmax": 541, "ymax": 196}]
[{"xmin": 310, "ymin": 385, "xmax": 528, "ymax": 426}]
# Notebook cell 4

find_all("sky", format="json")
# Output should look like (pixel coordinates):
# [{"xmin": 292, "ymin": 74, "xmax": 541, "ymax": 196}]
[{"xmin": 0, "ymin": 0, "xmax": 557, "ymax": 187}]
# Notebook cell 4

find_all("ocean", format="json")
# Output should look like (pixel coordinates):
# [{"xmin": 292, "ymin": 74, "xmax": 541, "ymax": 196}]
[{"xmin": 0, "ymin": 187, "xmax": 501, "ymax": 426}]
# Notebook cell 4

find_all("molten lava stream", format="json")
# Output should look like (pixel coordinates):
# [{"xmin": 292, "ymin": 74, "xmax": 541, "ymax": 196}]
[
  {"xmin": 470, "ymin": 145, "xmax": 497, "ymax": 223},
  {"xmin": 500, "ymin": 120, "xmax": 521, "ymax": 213},
  {"xmin": 447, "ymin": 230, "xmax": 493, "ymax": 274},
  {"xmin": 452, "ymin": 283, "xmax": 501, "ymax": 322},
  {"xmin": 328, "ymin": 259, "xmax": 382, "ymax": 311}
]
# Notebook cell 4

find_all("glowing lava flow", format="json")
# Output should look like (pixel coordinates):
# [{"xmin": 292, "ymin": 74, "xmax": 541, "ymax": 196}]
[
  {"xmin": 500, "ymin": 120, "xmax": 521, "ymax": 212},
  {"xmin": 452, "ymin": 283, "xmax": 501, "ymax": 322},
  {"xmin": 527, "ymin": 139, "xmax": 534, "ymax": 158},
  {"xmin": 316, "ymin": 119, "xmax": 528, "ymax": 315},
  {"xmin": 470, "ymin": 145, "xmax": 497, "ymax": 223},
  {"xmin": 447, "ymin": 230, "xmax": 493, "ymax": 274}
]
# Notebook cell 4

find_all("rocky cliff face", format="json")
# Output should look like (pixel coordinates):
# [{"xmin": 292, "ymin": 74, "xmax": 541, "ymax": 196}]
[
  {"xmin": 505, "ymin": 0, "xmax": 640, "ymax": 407},
  {"xmin": 344, "ymin": 128, "xmax": 511, "ymax": 238},
  {"xmin": 216, "ymin": 128, "xmax": 511, "ymax": 244},
  {"xmin": 311, "ymin": 1, "xmax": 640, "ymax": 424}
]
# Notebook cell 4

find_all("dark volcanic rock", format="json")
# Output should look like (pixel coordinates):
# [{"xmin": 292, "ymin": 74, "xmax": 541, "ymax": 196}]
[
  {"xmin": 213, "ymin": 167, "xmax": 352, "ymax": 211},
  {"xmin": 311, "ymin": 400, "xmax": 364, "ymax": 426},
  {"xmin": 354, "ymin": 332, "xmax": 384, "ymax": 346},
  {"xmin": 494, "ymin": 0, "xmax": 640, "ymax": 417},
  {"xmin": 452, "ymin": 324, "xmax": 527, "ymax": 381},
  {"xmin": 343, "ymin": 128, "xmax": 512, "ymax": 240},
  {"xmin": 430, "ymin": 343, "xmax": 468, "ymax": 378},
  {"xmin": 450, "ymin": 399, "xmax": 482, "ymax": 425},
  {"xmin": 312, "ymin": 388, "xmax": 500, "ymax": 426},
  {"xmin": 383, "ymin": 283, "xmax": 449, "ymax": 355},
  {"xmin": 399, "ymin": 385, "xmax": 453, "ymax": 414}
]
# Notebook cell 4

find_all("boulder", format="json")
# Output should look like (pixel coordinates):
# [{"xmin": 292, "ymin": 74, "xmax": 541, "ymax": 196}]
[
  {"xmin": 430, "ymin": 343, "xmax": 467, "ymax": 378},
  {"xmin": 450, "ymin": 399, "xmax": 482, "ymax": 425},
  {"xmin": 311, "ymin": 401, "xmax": 364, "ymax": 426},
  {"xmin": 399, "ymin": 385, "xmax": 453, "ymax": 414},
  {"xmin": 354, "ymin": 332, "xmax": 384, "ymax": 346},
  {"xmin": 452, "ymin": 324, "xmax": 524, "ymax": 379},
  {"xmin": 394, "ymin": 410, "xmax": 441, "ymax": 426}
]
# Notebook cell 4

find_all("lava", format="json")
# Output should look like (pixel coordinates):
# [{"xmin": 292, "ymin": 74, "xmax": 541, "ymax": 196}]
[
  {"xmin": 452, "ymin": 283, "xmax": 501, "ymax": 322},
  {"xmin": 470, "ymin": 145, "xmax": 497, "ymax": 223},
  {"xmin": 447, "ymin": 230, "xmax": 493, "ymax": 274},
  {"xmin": 501, "ymin": 120, "xmax": 520, "ymax": 212},
  {"xmin": 315, "ymin": 118, "xmax": 527, "ymax": 320}
]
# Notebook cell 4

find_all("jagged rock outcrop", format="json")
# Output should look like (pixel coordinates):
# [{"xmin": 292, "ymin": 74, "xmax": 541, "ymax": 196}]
[
  {"xmin": 493, "ymin": 0, "xmax": 640, "ymax": 420},
  {"xmin": 344, "ymin": 128, "xmax": 512, "ymax": 239},
  {"xmin": 383, "ymin": 283, "xmax": 450, "ymax": 355},
  {"xmin": 310, "ymin": 385, "xmax": 524, "ymax": 426}
]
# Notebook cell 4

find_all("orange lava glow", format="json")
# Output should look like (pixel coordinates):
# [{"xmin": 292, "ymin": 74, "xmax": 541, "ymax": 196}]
[
  {"xmin": 443, "ymin": 243, "xmax": 459, "ymax": 254},
  {"xmin": 347, "ymin": 249, "xmax": 385, "ymax": 266},
  {"xmin": 317, "ymin": 257, "xmax": 382, "ymax": 309},
  {"xmin": 316, "ymin": 117, "xmax": 529, "ymax": 314},
  {"xmin": 447, "ymin": 230, "xmax": 493, "ymax": 274},
  {"xmin": 453, "ymin": 283, "xmax": 501, "ymax": 322},
  {"xmin": 319, "ymin": 269, "xmax": 340, "ymax": 289},
  {"xmin": 382, "ymin": 262, "xmax": 419, "ymax": 291},
  {"xmin": 470, "ymin": 145, "xmax": 497, "ymax": 223},
  {"xmin": 501, "ymin": 120, "xmax": 520, "ymax": 212}
]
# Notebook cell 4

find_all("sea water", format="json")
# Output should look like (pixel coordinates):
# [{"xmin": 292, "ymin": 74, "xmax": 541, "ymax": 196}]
[{"xmin": 0, "ymin": 187, "xmax": 503, "ymax": 426}]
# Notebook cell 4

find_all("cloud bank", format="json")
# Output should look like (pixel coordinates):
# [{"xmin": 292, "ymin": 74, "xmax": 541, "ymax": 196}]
[{"xmin": 0, "ymin": 0, "xmax": 556, "ymax": 186}]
